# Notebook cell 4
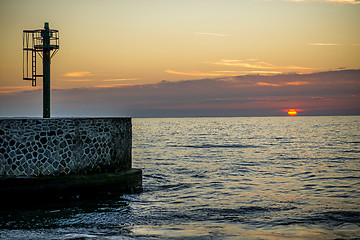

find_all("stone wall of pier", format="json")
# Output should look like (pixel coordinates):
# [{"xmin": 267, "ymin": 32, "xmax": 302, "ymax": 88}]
[{"xmin": 0, "ymin": 118, "xmax": 132, "ymax": 177}]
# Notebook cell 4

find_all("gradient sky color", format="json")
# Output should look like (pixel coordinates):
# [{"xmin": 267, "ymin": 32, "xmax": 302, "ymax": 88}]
[{"xmin": 0, "ymin": 0, "xmax": 359, "ymax": 117}]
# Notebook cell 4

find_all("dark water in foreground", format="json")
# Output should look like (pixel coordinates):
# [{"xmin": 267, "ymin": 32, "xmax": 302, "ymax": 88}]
[{"xmin": 1, "ymin": 116, "xmax": 359, "ymax": 239}]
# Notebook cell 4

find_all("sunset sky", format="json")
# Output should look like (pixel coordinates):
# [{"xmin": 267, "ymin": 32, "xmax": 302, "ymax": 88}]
[{"xmin": 0, "ymin": 0, "xmax": 359, "ymax": 117}]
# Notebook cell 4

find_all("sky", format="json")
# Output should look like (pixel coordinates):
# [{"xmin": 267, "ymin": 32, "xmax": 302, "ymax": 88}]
[{"xmin": 0, "ymin": 0, "xmax": 359, "ymax": 117}]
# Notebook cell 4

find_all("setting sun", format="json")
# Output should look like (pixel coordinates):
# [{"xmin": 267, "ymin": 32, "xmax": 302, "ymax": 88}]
[{"xmin": 288, "ymin": 109, "xmax": 297, "ymax": 116}]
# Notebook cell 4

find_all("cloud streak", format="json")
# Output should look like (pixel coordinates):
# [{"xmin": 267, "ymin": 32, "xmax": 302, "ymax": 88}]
[
  {"xmin": 308, "ymin": 43, "xmax": 343, "ymax": 46},
  {"xmin": 165, "ymin": 69, "xmax": 285, "ymax": 77},
  {"xmin": 256, "ymin": 82, "xmax": 282, "ymax": 87},
  {"xmin": 63, "ymin": 72, "xmax": 94, "ymax": 77},
  {"xmin": 0, "ymin": 86, "xmax": 36, "ymax": 95},
  {"xmin": 164, "ymin": 70, "xmax": 225, "ymax": 77},
  {"xmin": 64, "ymin": 79, "xmax": 94, "ymax": 82},
  {"xmin": 166, "ymin": 59, "xmax": 316, "ymax": 79},
  {"xmin": 213, "ymin": 59, "xmax": 314, "ymax": 71},
  {"xmin": 195, "ymin": 32, "xmax": 231, "ymax": 37}
]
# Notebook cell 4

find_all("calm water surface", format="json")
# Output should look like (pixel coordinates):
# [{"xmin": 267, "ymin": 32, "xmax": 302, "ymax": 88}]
[{"xmin": 1, "ymin": 116, "xmax": 359, "ymax": 239}]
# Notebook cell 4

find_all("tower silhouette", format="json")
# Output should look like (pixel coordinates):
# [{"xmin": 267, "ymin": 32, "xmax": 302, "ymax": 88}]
[{"xmin": 23, "ymin": 22, "xmax": 59, "ymax": 118}]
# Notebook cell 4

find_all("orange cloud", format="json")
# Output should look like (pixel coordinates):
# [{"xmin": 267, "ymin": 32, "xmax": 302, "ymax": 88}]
[
  {"xmin": 214, "ymin": 70, "xmax": 283, "ymax": 75},
  {"xmin": 165, "ymin": 69, "xmax": 284, "ymax": 77},
  {"xmin": 0, "ymin": 86, "xmax": 36, "ymax": 95},
  {"xmin": 256, "ymin": 82, "xmax": 282, "ymax": 87},
  {"xmin": 64, "ymin": 72, "xmax": 93, "ymax": 77},
  {"xmin": 286, "ymin": 81, "xmax": 311, "ymax": 85},
  {"xmin": 308, "ymin": 43, "xmax": 343, "ymax": 46},
  {"xmin": 246, "ymin": 71, "xmax": 283, "ymax": 75},
  {"xmin": 64, "ymin": 79, "xmax": 93, "ymax": 82}
]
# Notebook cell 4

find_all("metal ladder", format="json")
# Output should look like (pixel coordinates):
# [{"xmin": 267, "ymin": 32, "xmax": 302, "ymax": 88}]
[{"xmin": 31, "ymin": 49, "xmax": 36, "ymax": 86}]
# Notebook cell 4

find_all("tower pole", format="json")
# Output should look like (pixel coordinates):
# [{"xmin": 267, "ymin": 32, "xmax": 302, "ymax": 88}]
[{"xmin": 42, "ymin": 22, "xmax": 51, "ymax": 118}]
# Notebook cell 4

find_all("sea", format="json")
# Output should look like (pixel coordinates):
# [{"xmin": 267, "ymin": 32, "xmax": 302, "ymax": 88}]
[{"xmin": 0, "ymin": 116, "xmax": 359, "ymax": 240}]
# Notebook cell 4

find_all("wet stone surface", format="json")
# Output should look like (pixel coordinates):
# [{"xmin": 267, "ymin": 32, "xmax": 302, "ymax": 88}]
[{"xmin": 0, "ymin": 118, "xmax": 132, "ymax": 177}]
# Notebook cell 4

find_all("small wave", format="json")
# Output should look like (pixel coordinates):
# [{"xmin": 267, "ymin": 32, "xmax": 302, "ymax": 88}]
[
  {"xmin": 64, "ymin": 233, "xmax": 99, "ymax": 239},
  {"xmin": 159, "ymin": 183, "xmax": 194, "ymax": 191},
  {"xmin": 271, "ymin": 210, "xmax": 360, "ymax": 228},
  {"xmin": 342, "ymin": 149, "xmax": 360, "ymax": 153},
  {"xmin": 169, "ymin": 144, "xmax": 262, "ymax": 149},
  {"xmin": 191, "ymin": 174, "xmax": 207, "ymax": 178},
  {"xmin": 145, "ymin": 174, "xmax": 166, "ymax": 180},
  {"xmin": 179, "ymin": 205, "xmax": 299, "ymax": 223},
  {"xmin": 317, "ymin": 176, "xmax": 360, "ymax": 181}
]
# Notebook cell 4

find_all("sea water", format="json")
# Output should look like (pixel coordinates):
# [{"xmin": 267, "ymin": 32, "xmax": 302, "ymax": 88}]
[{"xmin": 1, "ymin": 116, "xmax": 359, "ymax": 239}]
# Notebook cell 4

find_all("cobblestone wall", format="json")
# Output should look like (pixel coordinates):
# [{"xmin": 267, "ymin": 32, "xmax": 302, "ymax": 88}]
[{"xmin": 0, "ymin": 118, "xmax": 132, "ymax": 177}]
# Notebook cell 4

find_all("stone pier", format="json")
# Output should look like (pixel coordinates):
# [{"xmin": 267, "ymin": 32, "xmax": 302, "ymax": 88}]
[{"xmin": 0, "ymin": 117, "xmax": 142, "ymax": 204}]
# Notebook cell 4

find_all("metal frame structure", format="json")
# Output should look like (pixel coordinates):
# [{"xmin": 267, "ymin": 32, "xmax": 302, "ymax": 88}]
[
  {"xmin": 22, "ymin": 22, "xmax": 59, "ymax": 118},
  {"xmin": 23, "ymin": 26, "xmax": 59, "ymax": 86}
]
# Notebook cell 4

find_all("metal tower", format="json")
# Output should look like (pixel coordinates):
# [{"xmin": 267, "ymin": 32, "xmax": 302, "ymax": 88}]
[{"xmin": 23, "ymin": 22, "xmax": 59, "ymax": 118}]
